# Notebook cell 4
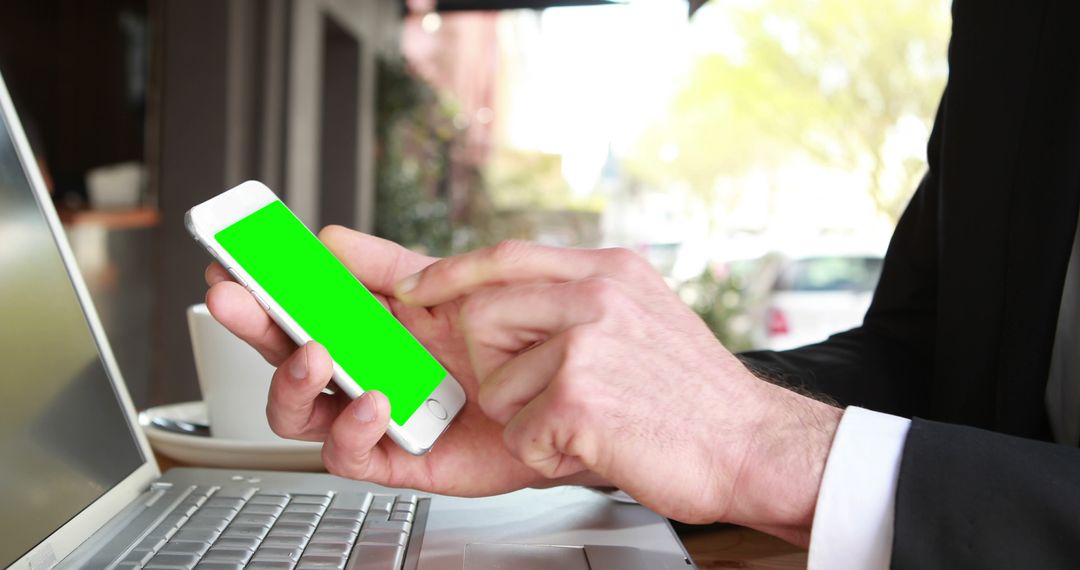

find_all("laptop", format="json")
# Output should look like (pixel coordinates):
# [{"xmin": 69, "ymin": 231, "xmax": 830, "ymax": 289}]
[{"xmin": 0, "ymin": 71, "xmax": 697, "ymax": 570}]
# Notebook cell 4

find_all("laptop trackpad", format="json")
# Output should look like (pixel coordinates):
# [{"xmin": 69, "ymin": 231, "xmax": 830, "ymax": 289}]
[{"xmin": 463, "ymin": 543, "xmax": 645, "ymax": 570}]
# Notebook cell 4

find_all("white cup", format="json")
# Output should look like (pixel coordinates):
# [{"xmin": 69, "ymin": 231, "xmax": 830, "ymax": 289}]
[{"xmin": 187, "ymin": 303, "xmax": 282, "ymax": 441}]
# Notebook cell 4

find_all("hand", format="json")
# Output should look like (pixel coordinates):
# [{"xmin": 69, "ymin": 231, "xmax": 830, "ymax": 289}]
[
  {"xmin": 204, "ymin": 228, "xmax": 603, "ymax": 497},
  {"xmin": 393, "ymin": 241, "xmax": 843, "ymax": 545}
]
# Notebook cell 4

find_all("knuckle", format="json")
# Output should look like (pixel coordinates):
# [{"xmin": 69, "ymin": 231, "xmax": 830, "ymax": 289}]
[
  {"xmin": 458, "ymin": 294, "xmax": 491, "ymax": 331},
  {"xmin": 490, "ymin": 239, "xmax": 531, "ymax": 265},
  {"xmin": 320, "ymin": 443, "xmax": 349, "ymax": 478},
  {"xmin": 604, "ymin": 246, "xmax": 647, "ymax": 272},
  {"xmin": 476, "ymin": 384, "xmax": 503, "ymax": 422},
  {"xmin": 547, "ymin": 373, "xmax": 588, "ymax": 420},
  {"xmin": 577, "ymin": 277, "xmax": 624, "ymax": 317},
  {"xmin": 559, "ymin": 325, "xmax": 597, "ymax": 371}
]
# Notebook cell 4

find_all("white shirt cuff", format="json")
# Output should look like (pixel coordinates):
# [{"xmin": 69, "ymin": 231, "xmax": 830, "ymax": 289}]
[{"xmin": 807, "ymin": 406, "xmax": 912, "ymax": 570}]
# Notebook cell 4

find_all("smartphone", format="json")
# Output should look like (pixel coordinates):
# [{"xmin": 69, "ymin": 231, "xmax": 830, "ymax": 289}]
[{"xmin": 185, "ymin": 180, "xmax": 466, "ymax": 455}]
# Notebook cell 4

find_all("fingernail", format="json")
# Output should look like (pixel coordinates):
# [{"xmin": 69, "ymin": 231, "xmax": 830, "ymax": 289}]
[
  {"xmin": 289, "ymin": 347, "xmax": 308, "ymax": 381},
  {"xmin": 395, "ymin": 273, "xmax": 420, "ymax": 297},
  {"xmin": 353, "ymin": 393, "xmax": 377, "ymax": 423}
]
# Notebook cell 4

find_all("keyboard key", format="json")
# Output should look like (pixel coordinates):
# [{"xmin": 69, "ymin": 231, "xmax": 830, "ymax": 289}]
[
  {"xmin": 242, "ymin": 504, "xmax": 285, "ymax": 517},
  {"xmin": 368, "ymin": 496, "xmax": 394, "ymax": 518},
  {"xmin": 278, "ymin": 512, "xmax": 321, "ymax": 526},
  {"xmin": 252, "ymin": 546, "xmax": 304, "ymax": 561},
  {"xmin": 247, "ymin": 561, "xmax": 297, "ymax": 570},
  {"xmin": 196, "ymin": 507, "xmax": 240, "ymax": 519},
  {"xmin": 233, "ymin": 513, "xmax": 277, "ymax": 527},
  {"xmin": 284, "ymin": 503, "xmax": 326, "ymax": 516},
  {"xmin": 158, "ymin": 513, "xmax": 190, "ymax": 531},
  {"xmin": 295, "ymin": 554, "xmax": 347, "ymax": 569},
  {"xmin": 144, "ymin": 552, "xmax": 201, "ymax": 568},
  {"xmin": 171, "ymin": 528, "xmax": 220, "ymax": 543},
  {"xmin": 362, "ymin": 520, "xmax": 411, "ymax": 533},
  {"xmin": 195, "ymin": 563, "xmax": 245, "ymax": 570},
  {"xmin": 316, "ymin": 520, "xmax": 361, "ymax": 535},
  {"xmin": 327, "ymin": 493, "xmax": 371, "ymax": 512},
  {"xmin": 261, "ymin": 535, "xmax": 309, "ymax": 550},
  {"xmin": 309, "ymin": 530, "xmax": 358, "ymax": 544},
  {"xmin": 204, "ymin": 497, "xmax": 247, "ymax": 511},
  {"xmin": 270, "ymin": 522, "xmax": 316, "ymax": 536},
  {"xmin": 249, "ymin": 494, "xmax": 291, "ymax": 508},
  {"xmin": 389, "ymin": 511, "xmax": 413, "ymax": 523},
  {"xmin": 212, "ymin": 537, "xmax": 259, "ymax": 551},
  {"xmin": 300, "ymin": 543, "xmax": 351, "ymax": 557},
  {"xmin": 321, "ymin": 509, "xmax": 364, "ymax": 523},
  {"xmin": 391, "ymin": 502, "xmax": 415, "ymax": 515},
  {"xmin": 159, "ymin": 540, "xmax": 210, "ymax": 556},
  {"xmin": 355, "ymin": 529, "xmax": 408, "ymax": 547},
  {"xmin": 221, "ymin": 525, "xmax": 270, "ymax": 540},
  {"xmin": 144, "ymin": 524, "xmax": 179, "ymax": 541},
  {"xmin": 192, "ymin": 485, "xmax": 220, "ymax": 499},
  {"xmin": 290, "ymin": 495, "xmax": 331, "ymax": 507},
  {"xmin": 344, "ymin": 544, "xmax": 405, "ymax": 570},
  {"xmin": 184, "ymin": 517, "xmax": 230, "ymax": 533},
  {"xmin": 136, "ymin": 535, "xmax": 168, "ymax": 552},
  {"xmin": 257, "ymin": 490, "xmax": 293, "ymax": 497},
  {"xmin": 213, "ymin": 487, "xmax": 258, "ymax": 501},
  {"xmin": 203, "ymin": 548, "xmax": 254, "ymax": 564},
  {"xmin": 174, "ymin": 503, "xmax": 201, "ymax": 517},
  {"xmin": 120, "ymin": 548, "xmax": 156, "ymax": 565}
]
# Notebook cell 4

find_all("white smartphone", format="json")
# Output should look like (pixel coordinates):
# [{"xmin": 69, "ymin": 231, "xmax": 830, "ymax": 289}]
[{"xmin": 185, "ymin": 180, "xmax": 466, "ymax": 455}]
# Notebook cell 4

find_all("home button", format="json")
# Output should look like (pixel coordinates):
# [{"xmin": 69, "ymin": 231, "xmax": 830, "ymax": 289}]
[{"xmin": 426, "ymin": 398, "xmax": 448, "ymax": 420}]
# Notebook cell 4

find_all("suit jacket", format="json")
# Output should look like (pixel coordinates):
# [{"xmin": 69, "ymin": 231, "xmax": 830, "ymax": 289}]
[{"xmin": 739, "ymin": 1, "xmax": 1080, "ymax": 567}]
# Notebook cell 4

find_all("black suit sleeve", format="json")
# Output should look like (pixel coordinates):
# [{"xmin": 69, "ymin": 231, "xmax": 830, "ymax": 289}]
[{"xmin": 892, "ymin": 418, "xmax": 1080, "ymax": 569}]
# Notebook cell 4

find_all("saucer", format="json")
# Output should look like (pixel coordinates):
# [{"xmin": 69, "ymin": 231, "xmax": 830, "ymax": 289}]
[{"xmin": 139, "ymin": 401, "xmax": 325, "ymax": 471}]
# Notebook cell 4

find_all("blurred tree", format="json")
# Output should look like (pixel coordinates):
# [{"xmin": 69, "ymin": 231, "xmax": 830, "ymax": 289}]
[
  {"xmin": 627, "ymin": 0, "xmax": 950, "ymax": 223},
  {"xmin": 374, "ymin": 57, "xmax": 459, "ymax": 256}
]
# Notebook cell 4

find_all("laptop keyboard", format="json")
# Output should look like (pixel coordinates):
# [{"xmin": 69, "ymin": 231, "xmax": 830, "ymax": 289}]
[{"xmin": 112, "ymin": 486, "xmax": 418, "ymax": 570}]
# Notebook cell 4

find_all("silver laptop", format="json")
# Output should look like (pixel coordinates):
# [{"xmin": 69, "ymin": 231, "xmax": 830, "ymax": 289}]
[{"xmin": 0, "ymin": 71, "xmax": 697, "ymax": 570}]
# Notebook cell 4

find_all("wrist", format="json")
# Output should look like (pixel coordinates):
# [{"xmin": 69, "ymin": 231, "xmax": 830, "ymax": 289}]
[{"xmin": 726, "ymin": 382, "xmax": 842, "ymax": 546}]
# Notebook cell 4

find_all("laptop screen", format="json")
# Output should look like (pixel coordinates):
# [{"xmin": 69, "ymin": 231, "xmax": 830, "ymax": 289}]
[{"xmin": 0, "ymin": 101, "xmax": 145, "ymax": 565}]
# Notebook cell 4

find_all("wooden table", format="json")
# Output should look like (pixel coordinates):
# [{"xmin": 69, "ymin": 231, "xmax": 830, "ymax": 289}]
[
  {"xmin": 675, "ymin": 524, "xmax": 807, "ymax": 569},
  {"xmin": 155, "ymin": 453, "xmax": 806, "ymax": 568}
]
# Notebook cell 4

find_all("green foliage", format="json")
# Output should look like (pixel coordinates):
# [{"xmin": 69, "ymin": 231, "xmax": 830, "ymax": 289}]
[
  {"xmin": 680, "ymin": 263, "xmax": 760, "ymax": 351},
  {"xmin": 628, "ymin": 0, "xmax": 950, "ymax": 222},
  {"xmin": 373, "ymin": 57, "xmax": 458, "ymax": 256}
]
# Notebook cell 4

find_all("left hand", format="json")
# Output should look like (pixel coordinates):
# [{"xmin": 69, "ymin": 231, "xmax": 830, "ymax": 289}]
[
  {"xmin": 205, "ymin": 229, "xmax": 605, "ymax": 498},
  {"xmin": 394, "ymin": 241, "xmax": 843, "ymax": 545}
]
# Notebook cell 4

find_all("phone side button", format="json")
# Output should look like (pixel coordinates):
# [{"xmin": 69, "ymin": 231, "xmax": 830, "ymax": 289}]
[
  {"xmin": 249, "ymin": 289, "xmax": 270, "ymax": 311},
  {"xmin": 425, "ymin": 399, "xmax": 448, "ymax": 420}
]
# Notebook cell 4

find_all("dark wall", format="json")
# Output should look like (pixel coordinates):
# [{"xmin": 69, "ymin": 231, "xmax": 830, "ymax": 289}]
[
  {"xmin": 0, "ymin": 0, "xmax": 147, "ymax": 200},
  {"xmin": 152, "ymin": 0, "xmax": 231, "ymax": 405}
]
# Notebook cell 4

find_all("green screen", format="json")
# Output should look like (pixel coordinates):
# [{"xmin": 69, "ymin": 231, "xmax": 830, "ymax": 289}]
[{"xmin": 215, "ymin": 201, "xmax": 446, "ymax": 425}]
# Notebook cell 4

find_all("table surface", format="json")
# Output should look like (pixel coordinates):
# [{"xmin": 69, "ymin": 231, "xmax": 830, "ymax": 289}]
[{"xmin": 154, "ymin": 453, "xmax": 807, "ymax": 569}]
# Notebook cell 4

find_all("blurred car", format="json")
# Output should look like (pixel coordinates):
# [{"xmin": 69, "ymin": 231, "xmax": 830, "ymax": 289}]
[{"xmin": 752, "ymin": 253, "xmax": 884, "ymax": 351}]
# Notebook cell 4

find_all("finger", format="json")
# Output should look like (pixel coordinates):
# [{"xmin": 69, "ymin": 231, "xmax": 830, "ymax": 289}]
[
  {"xmin": 320, "ymin": 391, "xmax": 395, "ymax": 482},
  {"xmin": 395, "ymin": 240, "xmax": 640, "ymax": 306},
  {"xmin": 318, "ymin": 226, "xmax": 438, "ymax": 295},
  {"xmin": 503, "ymin": 387, "xmax": 590, "ymax": 480},
  {"xmin": 266, "ymin": 342, "xmax": 346, "ymax": 441},
  {"xmin": 476, "ymin": 335, "xmax": 565, "ymax": 424},
  {"xmin": 206, "ymin": 280, "xmax": 296, "ymax": 365},
  {"xmin": 459, "ymin": 280, "xmax": 612, "ymax": 380},
  {"xmin": 205, "ymin": 262, "xmax": 232, "ymax": 286}
]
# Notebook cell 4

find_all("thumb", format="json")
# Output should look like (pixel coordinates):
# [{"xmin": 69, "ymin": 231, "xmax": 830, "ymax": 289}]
[{"xmin": 321, "ymin": 391, "xmax": 394, "ymax": 482}]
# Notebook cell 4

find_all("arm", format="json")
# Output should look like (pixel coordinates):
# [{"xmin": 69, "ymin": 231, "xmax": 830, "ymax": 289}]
[{"xmin": 892, "ymin": 419, "xmax": 1080, "ymax": 569}]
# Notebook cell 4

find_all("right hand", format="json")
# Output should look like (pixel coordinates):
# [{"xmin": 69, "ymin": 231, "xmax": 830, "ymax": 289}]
[{"xmin": 204, "ymin": 227, "xmax": 604, "ymax": 496}]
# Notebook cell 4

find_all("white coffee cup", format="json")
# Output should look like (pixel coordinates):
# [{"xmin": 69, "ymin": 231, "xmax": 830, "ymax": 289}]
[{"xmin": 187, "ymin": 303, "xmax": 282, "ymax": 441}]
